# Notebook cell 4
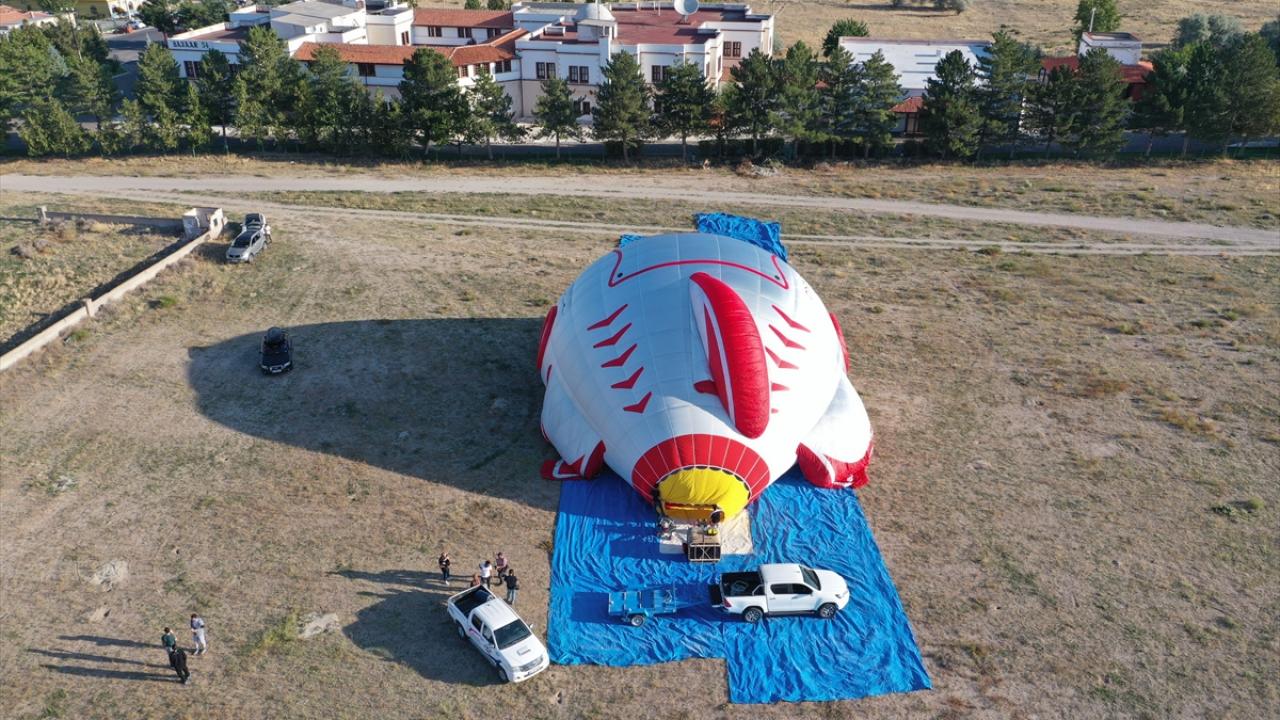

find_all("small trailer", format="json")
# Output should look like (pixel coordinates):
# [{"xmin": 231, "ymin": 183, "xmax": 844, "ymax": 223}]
[{"xmin": 607, "ymin": 586, "xmax": 697, "ymax": 626}]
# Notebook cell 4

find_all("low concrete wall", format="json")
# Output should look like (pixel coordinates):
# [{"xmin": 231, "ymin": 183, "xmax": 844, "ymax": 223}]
[
  {"xmin": 42, "ymin": 210, "xmax": 185, "ymax": 232},
  {"xmin": 0, "ymin": 208, "xmax": 224, "ymax": 372}
]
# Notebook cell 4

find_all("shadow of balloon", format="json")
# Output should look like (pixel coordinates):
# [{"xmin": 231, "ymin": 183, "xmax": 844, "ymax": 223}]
[
  {"xmin": 186, "ymin": 318, "xmax": 558, "ymax": 510},
  {"xmin": 341, "ymin": 583, "xmax": 501, "ymax": 686}
]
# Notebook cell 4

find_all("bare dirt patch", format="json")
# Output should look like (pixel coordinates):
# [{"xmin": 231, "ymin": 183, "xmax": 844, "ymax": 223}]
[{"xmin": 0, "ymin": 195, "xmax": 1277, "ymax": 719}]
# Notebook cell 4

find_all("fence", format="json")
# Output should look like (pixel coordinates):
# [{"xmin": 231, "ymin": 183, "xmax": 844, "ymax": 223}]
[{"xmin": 0, "ymin": 207, "xmax": 225, "ymax": 372}]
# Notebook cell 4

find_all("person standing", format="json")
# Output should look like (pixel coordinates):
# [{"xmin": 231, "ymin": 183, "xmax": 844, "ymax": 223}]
[
  {"xmin": 438, "ymin": 552, "xmax": 452, "ymax": 585},
  {"xmin": 171, "ymin": 646, "xmax": 191, "ymax": 684},
  {"xmin": 479, "ymin": 559, "xmax": 493, "ymax": 587},
  {"xmin": 494, "ymin": 552, "xmax": 509, "ymax": 585},
  {"xmin": 161, "ymin": 626, "xmax": 177, "ymax": 667},
  {"xmin": 504, "ymin": 569, "xmax": 519, "ymax": 605},
  {"xmin": 190, "ymin": 613, "xmax": 207, "ymax": 655},
  {"xmin": 469, "ymin": 573, "xmax": 482, "ymax": 588}
]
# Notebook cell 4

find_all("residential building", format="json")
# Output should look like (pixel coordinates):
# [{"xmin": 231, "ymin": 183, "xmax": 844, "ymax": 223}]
[
  {"xmin": 166, "ymin": 1, "xmax": 773, "ymax": 119},
  {"xmin": 11, "ymin": 0, "xmax": 135, "ymax": 19},
  {"xmin": 1041, "ymin": 32, "xmax": 1152, "ymax": 100},
  {"xmin": 0, "ymin": 3, "xmax": 59, "ymax": 34},
  {"xmin": 837, "ymin": 37, "xmax": 991, "ymax": 135}
]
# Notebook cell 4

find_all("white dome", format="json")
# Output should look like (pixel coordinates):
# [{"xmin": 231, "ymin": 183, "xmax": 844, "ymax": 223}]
[{"xmin": 580, "ymin": 2, "xmax": 615, "ymax": 22}]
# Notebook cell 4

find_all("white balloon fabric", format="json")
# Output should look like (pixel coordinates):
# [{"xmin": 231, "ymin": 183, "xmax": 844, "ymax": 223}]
[{"xmin": 538, "ymin": 232, "xmax": 873, "ymax": 520}]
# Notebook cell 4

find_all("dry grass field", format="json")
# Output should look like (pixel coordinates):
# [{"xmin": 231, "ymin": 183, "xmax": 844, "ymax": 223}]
[{"xmin": 1, "ymin": 186, "xmax": 1277, "ymax": 720}]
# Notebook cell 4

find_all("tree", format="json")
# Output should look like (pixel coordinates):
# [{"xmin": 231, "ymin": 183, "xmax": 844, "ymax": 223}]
[
  {"xmin": 727, "ymin": 48, "xmax": 780, "ymax": 156},
  {"xmin": 1129, "ymin": 46, "xmax": 1190, "ymax": 155},
  {"xmin": 236, "ymin": 25, "xmax": 302, "ymax": 148},
  {"xmin": 464, "ymin": 0, "xmax": 482, "ymax": 8},
  {"xmin": 118, "ymin": 98, "xmax": 148, "ymax": 152},
  {"xmin": 20, "ymin": 97, "xmax": 90, "ymax": 157},
  {"xmin": 485, "ymin": 0, "xmax": 508, "ymax": 9},
  {"xmin": 177, "ymin": 0, "xmax": 230, "ymax": 30},
  {"xmin": 136, "ymin": 43, "xmax": 184, "ymax": 152},
  {"xmin": 1025, "ymin": 65, "xmax": 1077, "ymax": 155},
  {"xmin": 918, "ymin": 49, "xmax": 982, "ymax": 159},
  {"xmin": 773, "ymin": 41, "xmax": 822, "ymax": 158},
  {"xmin": 0, "ymin": 26, "xmax": 64, "ymax": 130},
  {"xmin": 1067, "ymin": 48, "xmax": 1127, "ymax": 156},
  {"xmin": 976, "ymin": 29, "xmax": 1040, "ymax": 157},
  {"xmin": 822, "ymin": 19, "xmax": 868, "ymax": 59},
  {"xmin": 1173, "ymin": 14, "xmax": 1243, "ymax": 50},
  {"xmin": 138, "ymin": 0, "xmax": 180, "ymax": 35},
  {"xmin": 196, "ymin": 48, "xmax": 235, "ymax": 152},
  {"xmin": 469, "ymin": 71, "xmax": 523, "ymax": 159},
  {"xmin": 370, "ymin": 92, "xmax": 412, "ymax": 158},
  {"xmin": 818, "ymin": 44, "xmax": 860, "ymax": 155},
  {"xmin": 41, "ymin": 18, "xmax": 111, "ymax": 68},
  {"xmin": 1073, "ymin": 0, "xmax": 1120, "ymax": 41},
  {"xmin": 653, "ymin": 60, "xmax": 714, "ymax": 162},
  {"xmin": 181, "ymin": 81, "xmax": 212, "ymax": 152},
  {"xmin": 61, "ymin": 53, "xmax": 119, "ymax": 130},
  {"xmin": 1219, "ymin": 33, "xmax": 1280, "ymax": 153},
  {"xmin": 1261, "ymin": 17, "xmax": 1280, "ymax": 65},
  {"xmin": 298, "ymin": 45, "xmax": 356, "ymax": 151},
  {"xmin": 1182, "ymin": 42, "xmax": 1230, "ymax": 151},
  {"xmin": 592, "ymin": 50, "xmax": 649, "ymax": 162},
  {"xmin": 849, "ymin": 50, "xmax": 902, "ymax": 158},
  {"xmin": 399, "ymin": 47, "xmax": 468, "ymax": 157},
  {"xmin": 532, "ymin": 76, "xmax": 581, "ymax": 159}
]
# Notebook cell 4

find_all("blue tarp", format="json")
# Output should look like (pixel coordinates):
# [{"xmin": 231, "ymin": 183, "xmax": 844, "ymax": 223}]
[
  {"xmin": 548, "ymin": 471, "xmax": 930, "ymax": 704},
  {"xmin": 694, "ymin": 212, "xmax": 787, "ymax": 262}
]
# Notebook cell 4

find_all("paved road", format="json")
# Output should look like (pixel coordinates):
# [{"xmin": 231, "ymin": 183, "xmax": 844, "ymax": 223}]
[{"xmin": 4, "ymin": 173, "xmax": 1277, "ymax": 255}]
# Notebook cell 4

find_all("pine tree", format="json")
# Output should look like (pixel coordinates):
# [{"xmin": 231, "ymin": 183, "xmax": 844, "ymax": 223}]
[
  {"xmin": 1261, "ymin": 18, "xmax": 1280, "ymax": 65},
  {"xmin": 370, "ymin": 92, "xmax": 411, "ymax": 158},
  {"xmin": 20, "ymin": 96, "xmax": 90, "ymax": 157},
  {"xmin": 1129, "ymin": 46, "xmax": 1190, "ymax": 155},
  {"xmin": 1182, "ymin": 42, "xmax": 1230, "ymax": 151},
  {"xmin": 653, "ymin": 60, "xmax": 714, "ymax": 162},
  {"xmin": 180, "ymin": 81, "xmax": 212, "ymax": 153},
  {"xmin": 774, "ymin": 41, "xmax": 822, "ymax": 158},
  {"xmin": 532, "ymin": 76, "xmax": 581, "ymax": 160},
  {"xmin": 1073, "ymin": 0, "xmax": 1120, "ymax": 41},
  {"xmin": 41, "ymin": 17, "xmax": 111, "ymax": 68},
  {"xmin": 485, "ymin": 0, "xmax": 508, "ymax": 9},
  {"xmin": 195, "ymin": 48, "xmax": 235, "ymax": 152},
  {"xmin": 299, "ymin": 45, "xmax": 356, "ymax": 151},
  {"xmin": 592, "ymin": 50, "xmax": 649, "ymax": 162},
  {"xmin": 1173, "ymin": 14, "xmax": 1243, "ymax": 50},
  {"xmin": 818, "ymin": 44, "xmax": 861, "ymax": 155},
  {"xmin": 728, "ymin": 48, "xmax": 780, "ymax": 156},
  {"xmin": 1219, "ymin": 33, "xmax": 1280, "ymax": 153},
  {"xmin": 464, "ymin": 0, "xmax": 482, "ymax": 9},
  {"xmin": 976, "ymin": 30, "xmax": 1039, "ymax": 157},
  {"xmin": 62, "ymin": 53, "xmax": 118, "ymax": 130},
  {"xmin": 822, "ymin": 19, "xmax": 868, "ymax": 59},
  {"xmin": 849, "ymin": 50, "xmax": 902, "ymax": 158},
  {"xmin": 919, "ymin": 49, "xmax": 982, "ymax": 159},
  {"xmin": 469, "ymin": 71, "xmax": 523, "ymax": 160},
  {"xmin": 138, "ymin": 0, "xmax": 179, "ymax": 36},
  {"xmin": 0, "ymin": 27, "xmax": 64, "ymax": 129},
  {"xmin": 118, "ymin": 98, "xmax": 147, "ymax": 152},
  {"xmin": 1068, "ymin": 48, "xmax": 1127, "ymax": 156},
  {"xmin": 1026, "ymin": 65, "xmax": 1078, "ymax": 155},
  {"xmin": 236, "ymin": 25, "xmax": 300, "ymax": 148},
  {"xmin": 136, "ymin": 43, "xmax": 183, "ymax": 152},
  {"xmin": 400, "ymin": 47, "xmax": 467, "ymax": 157}
]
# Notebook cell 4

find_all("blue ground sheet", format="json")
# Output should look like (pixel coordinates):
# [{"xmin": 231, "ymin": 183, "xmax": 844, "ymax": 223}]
[{"xmin": 548, "ymin": 470, "xmax": 931, "ymax": 704}]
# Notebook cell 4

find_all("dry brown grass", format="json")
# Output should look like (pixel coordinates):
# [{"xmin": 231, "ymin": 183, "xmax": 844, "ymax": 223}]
[{"xmin": 0, "ymin": 193, "xmax": 1277, "ymax": 719}]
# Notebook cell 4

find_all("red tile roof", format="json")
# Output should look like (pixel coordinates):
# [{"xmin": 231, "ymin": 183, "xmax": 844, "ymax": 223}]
[
  {"xmin": 1042, "ymin": 56, "xmax": 1153, "ymax": 84},
  {"xmin": 412, "ymin": 8, "xmax": 513, "ymax": 29},
  {"xmin": 890, "ymin": 96, "xmax": 923, "ymax": 114},
  {"xmin": 612, "ymin": 7, "xmax": 749, "ymax": 46},
  {"xmin": 0, "ymin": 4, "xmax": 52, "ymax": 26}
]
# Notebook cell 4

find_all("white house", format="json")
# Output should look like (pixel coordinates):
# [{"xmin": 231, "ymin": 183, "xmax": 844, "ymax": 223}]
[
  {"xmin": 0, "ymin": 3, "xmax": 59, "ymax": 36},
  {"xmin": 168, "ymin": 1, "xmax": 774, "ymax": 121}
]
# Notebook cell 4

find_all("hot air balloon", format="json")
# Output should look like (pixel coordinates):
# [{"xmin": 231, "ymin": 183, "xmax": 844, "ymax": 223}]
[{"xmin": 537, "ymin": 218, "xmax": 872, "ymax": 522}]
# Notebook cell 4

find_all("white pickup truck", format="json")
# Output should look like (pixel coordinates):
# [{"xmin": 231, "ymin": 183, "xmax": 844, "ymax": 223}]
[
  {"xmin": 710, "ymin": 563, "xmax": 850, "ymax": 622},
  {"xmin": 445, "ymin": 585, "xmax": 550, "ymax": 683}
]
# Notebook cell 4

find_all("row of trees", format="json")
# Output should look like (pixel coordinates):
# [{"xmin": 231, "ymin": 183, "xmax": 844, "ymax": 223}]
[{"xmin": 3, "ymin": 12, "xmax": 1279, "ymax": 160}]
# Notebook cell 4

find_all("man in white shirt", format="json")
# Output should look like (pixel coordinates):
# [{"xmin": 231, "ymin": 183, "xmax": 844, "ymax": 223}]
[{"xmin": 190, "ymin": 613, "xmax": 208, "ymax": 655}]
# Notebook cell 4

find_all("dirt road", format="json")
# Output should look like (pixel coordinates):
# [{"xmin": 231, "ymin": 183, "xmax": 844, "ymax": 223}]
[{"xmin": 4, "ymin": 173, "xmax": 1278, "ymax": 254}]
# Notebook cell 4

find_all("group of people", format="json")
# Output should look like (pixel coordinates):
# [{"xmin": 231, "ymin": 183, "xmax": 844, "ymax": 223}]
[
  {"xmin": 160, "ymin": 614, "xmax": 207, "ymax": 684},
  {"xmin": 438, "ymin": 551, "xmax": 521, "ymax": 605}
]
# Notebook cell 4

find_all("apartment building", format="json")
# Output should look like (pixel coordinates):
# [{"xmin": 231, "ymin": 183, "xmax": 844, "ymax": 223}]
[{"xmin": 167, "ymin": 1, "xmax": 773, "ymax": 120}]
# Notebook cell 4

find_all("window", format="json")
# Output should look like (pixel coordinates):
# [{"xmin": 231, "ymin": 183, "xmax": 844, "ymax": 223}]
[
  {"xmin": 535, "ymin": 61, "xmax": 555, "ymax": 80},
  {"xmin": 724, "ymin": 41, "xmax": 741, "ymax": 58},
  {"xmin": 475, "ymin": 63, "xmax": 489, "ymax": 76},
  {"xmin": 651, "ymin": 65, "xmax": 670, "ymax": 83},
  {"xmin": 400, "ymin": 30, "xmax": 409, "ymax": 45},
  {"xmin": 487, "ymin": 27, "xmax": 501, "ymax": 39},
  {"xmin": 572, "ymin": 98, "xmax": 591, "ymax": 117},
  {"xmin": 426, "ymin": 25, "xmax": 442, "ymax": 38},
  {"xmin": 470, "ymin": 616, "xmax": 484, "ymax": 633},
  {"xmin": 356, "ymin": 63, "xmax": 375, "ymax": 78},
  {"xmin": 568, "ymin": 65, "xmax": 589, "ymax": 84},
  {"xmin": 770, "ymin": 584, "xmax": 791, "ymax": 595},
  {"xmin": 457, "ymin": 66, "xmax": 468, "ymax": 78},
  {"xmin": 183, "ymin": 60, "xmax": 201, "ymax": 79},
  {"xmin": 496, "ymin": 59, "xmax": 512, "ymax": 73},
  {"xmin": 458, "ymin": 27, "xmax": 472, "ymax": 38}
]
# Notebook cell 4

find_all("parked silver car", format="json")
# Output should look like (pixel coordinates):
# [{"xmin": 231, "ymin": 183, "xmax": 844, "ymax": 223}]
[
  {"xmin": 226, "ymin": 229, "xmax": 265, "ymax": 263},
  {"xmin": 243, "ymin": 213, "xmax": 271, "ymax": 241}
]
